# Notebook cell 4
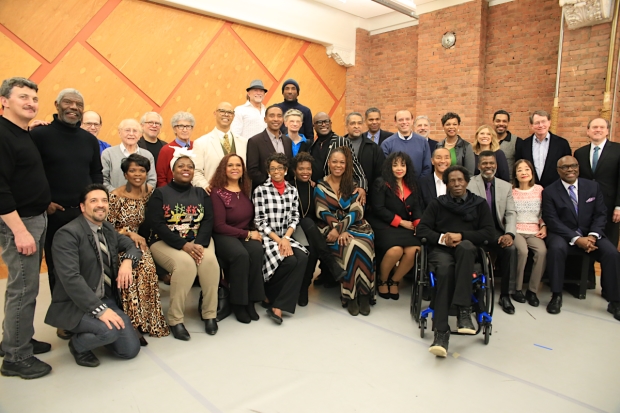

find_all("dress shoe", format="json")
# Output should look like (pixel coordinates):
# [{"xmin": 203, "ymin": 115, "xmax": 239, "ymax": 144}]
[
  {"xmin": 1, "ymin": 356, "xmax": 52, "ymax": 379},
  {"xmin": 457, "ymin": 306, "xmax": 476, "ymax": 334},
  {"xmin": 0, "ymin": 338, "xmax": 51, "ymax": 358},
  {"xmin": 429, "ymin": 330, "xmax": 450, "ymax": 358},
  {"xmin": 169, "ymin": 323, "xmax": 191, "ymax": 341},
  {"xmin": 607, "ymin": 302, "xmax": 620, "ymax": 321},
  {"xmin": 247, "ymin": 303, "xmax": 259, "ymax": 321},
  {"xmin": 347, "ymin": 299, "xmax": 359, "ymax": 316},
  {"xmin": 68, "ymin": 339, "xmax": 100, "ymax": 367},
  {"xmin": 377, "ymin": 279, "xmax": 390, "ymax": 300},
  {"xmin": 56, "ymin": 328, "xmax": 73, "ymax": 340},
  {"xmin": 499, "ymin": 295, "xmax": 515, "ymax": 315},
  {"xmin": 358, "ymin": 295, "xmax": 371, "ymax": 316},
  {"xmin": 389, "ymin": 280, "xmax": 400, "ymax": 300},
  {"xmin": 546, "ymin": 294, "xmax": 562, "ymax": 314},
  {"xmin": 204, "ymin": 319, "xmax": 218, "ymax": 335},
  {"xmin": 260, "ymin": 300, "xmax": 272, "ymax": 309},
  {"xmin": 511, "ymin": 290, "xmax": 526, "ymax": 303},
  {"xmin": 232, "ymin": 304, "xmax": 251, "ymax": 324},
  {"xmin": 266, "ymin": 308, "xmax": 283, "ymax": 325},
  {"xmin": 525, "ymin": 290, "xmax": 539, "ymax": 307},
  {"xmin": 298, "ymin": 288, "xmax": 309, "ymax": 307}
]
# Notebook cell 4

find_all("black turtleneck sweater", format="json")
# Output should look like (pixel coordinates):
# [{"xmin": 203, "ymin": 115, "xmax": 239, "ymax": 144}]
[
  {"xmin": 288, "ymin": 177, "xmax": 315, "ymax": 220},
  {"xmin": 0, "ymin": 117, "xmax": 51, "ymax": 217},
  {"xmin": 31, "ymin": 115, "xmax": 103, "ymax": 207},
  {"xmin": 310, "ymin": 133, "xmax": 332, "ymax": 183},
  {"xmin": 276, "ymin": 99, "xmax": 313, "ymax": 140}
]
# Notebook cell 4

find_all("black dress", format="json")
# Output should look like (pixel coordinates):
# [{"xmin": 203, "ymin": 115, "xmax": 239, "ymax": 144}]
[{"xmin": 368, "ymin": 177, "xmax": 422, "ymax": 254}]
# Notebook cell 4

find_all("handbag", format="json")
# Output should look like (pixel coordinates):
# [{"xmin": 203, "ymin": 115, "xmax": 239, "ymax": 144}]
[{"xmin": 198, "ymin": 279, "xmax": 231, "ymax": 321}]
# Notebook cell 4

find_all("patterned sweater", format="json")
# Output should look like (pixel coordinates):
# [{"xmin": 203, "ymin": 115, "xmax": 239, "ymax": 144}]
[{"xmin": 512, "ymin": 184, "xmax": 544, "ymax": 234}]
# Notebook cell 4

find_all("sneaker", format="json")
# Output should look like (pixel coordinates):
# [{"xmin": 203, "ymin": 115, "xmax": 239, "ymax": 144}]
[
  {"xmin": 0, "ymin": 338, "xmax": 51, "ymax": 358},
  {"xmin": 457, "ymin": 306, "xmax": 476, "ymax": 335},
  {"xmin": 429, "ymin": 330, "xmax": 450, "ymax": 357},
  {"xmin": 1, "ymin": 356, "xmax": 52, "ymax": 379}
]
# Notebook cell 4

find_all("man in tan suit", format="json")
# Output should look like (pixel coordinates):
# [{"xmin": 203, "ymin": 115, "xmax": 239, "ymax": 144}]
[{"xmin": 193, "ymin": 102, "xmax": 248, "ymax": 193}]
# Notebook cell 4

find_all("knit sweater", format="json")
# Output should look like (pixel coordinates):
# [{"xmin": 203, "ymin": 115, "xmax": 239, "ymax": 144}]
[
  {"xmin": 512, "ymin": 184, "xmax": 544, "ymax": 234},
  {"xmin": 211, "ymin": 187, "xmax": 254, "ymax": 239},
  {"xmin": 155, "ymin": 139, "xmax": 193, "ymax": 187},
  {"xmin": 101, "ymin": 144, "xmax": 157, "ymax": 191}
]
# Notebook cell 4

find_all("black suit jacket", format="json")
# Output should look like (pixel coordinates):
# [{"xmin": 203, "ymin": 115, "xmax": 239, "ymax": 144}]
[
  {"xmin": 516, "ymin": 133, "xmax": 572, "ymax": 188},
  {"xmin": 542, "ymin": 178, "xmax": 607, "ymax": 243},
  {"xmin": 45, "ymin": 215, "xmax": 141, "ymax": 330},
  {"xmin": 427, "ymin": 138, "xmax": 437, "ymax": 154},
  {"xmin": 366, "ymin": 129, "xmax": 393, "ymax": 146},
  {"xmin": 419, "ymin": 173, "xmax": 438, "ymax": 210},
  {"xmin": 246, "ymin": 130, "xmax": 294, "ymax": 187},
  {"xmin": 371, "ymin": 177, "xmax": 423, "ymax": 224}
]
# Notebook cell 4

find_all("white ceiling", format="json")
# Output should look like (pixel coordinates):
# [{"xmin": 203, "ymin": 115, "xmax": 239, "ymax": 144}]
[{"xmin": 311, "ymin": 0, "xmax": 428, "ymax": 19}]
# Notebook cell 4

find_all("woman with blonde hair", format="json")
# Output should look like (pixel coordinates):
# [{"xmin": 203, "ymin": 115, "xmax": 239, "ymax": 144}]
[{"xmin": 472, "ymin": 124, "xmax": 510, "ymax": 181}]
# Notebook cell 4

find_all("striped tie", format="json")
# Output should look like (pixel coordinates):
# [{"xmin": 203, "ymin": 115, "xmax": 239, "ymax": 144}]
[
  {"xmin": 568, "ymin": 185, "xmax": 578, "ymax": 215},
  {"xmin": 97, "ymin": 228, "xmax": 112, "ymax": 287}
]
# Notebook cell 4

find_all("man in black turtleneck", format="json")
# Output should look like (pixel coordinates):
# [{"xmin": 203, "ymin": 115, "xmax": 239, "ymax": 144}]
[
  {"xmin": 276, "ymin": 79, "xmax": 313, "ymax": 140},
  {"xmin": 31, "ymin": 89, "xmax": 103, "ymax": 340}
]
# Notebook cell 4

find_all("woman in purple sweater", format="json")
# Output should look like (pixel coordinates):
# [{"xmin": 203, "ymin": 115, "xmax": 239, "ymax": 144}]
[{"xmin": 210, "ymin": 154, "xmax": 265, "ymax": 324}]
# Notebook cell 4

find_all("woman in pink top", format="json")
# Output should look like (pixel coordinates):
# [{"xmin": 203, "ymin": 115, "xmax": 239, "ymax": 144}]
[{"xmin": 512, "ymin": 159, "xmax": 547, "ymax": 307}]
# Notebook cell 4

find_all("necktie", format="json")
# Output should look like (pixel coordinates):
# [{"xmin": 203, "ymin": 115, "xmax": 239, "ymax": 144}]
[
  {"xmin": 97, "ymin": 228, "xmax": 112, "ymax": 287},
  {"xmin": 568, "ymin": 185, "xmax": 578, "ymax": 215},
  {"xmin": 222, "ymin": 133, "xmax": 231, "ymax": 154},
  {"xmin": 592, "ymin": 146, "xmax": 600, "ymax": 172},
  {"xmin": 485, "ymin": 181, "xmax": 493, "ymax": 213}
]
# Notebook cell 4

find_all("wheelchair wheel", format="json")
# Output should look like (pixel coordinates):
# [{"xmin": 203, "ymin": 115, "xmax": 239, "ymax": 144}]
[
  {"xmin": 410, "ymin": 250, "xmax": 423, "ymax": 322},
  {"xmin": 420, "ymin": 318, "xmax": 426, "ymax": 338},
  {"xmin": 484, "ymin": 323, "xmax": 491, "ymax": 345}
]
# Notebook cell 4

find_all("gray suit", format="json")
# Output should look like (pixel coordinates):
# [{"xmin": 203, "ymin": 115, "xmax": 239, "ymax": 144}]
[{"xmin": 468, "ymin": 174, "xmax": 517, "ymax": 295}]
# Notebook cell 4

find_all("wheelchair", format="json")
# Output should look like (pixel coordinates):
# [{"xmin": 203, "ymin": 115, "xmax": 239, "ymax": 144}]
[{"xmin": 410, "ymin": 239, "xmax": 495, "ymax": 345}]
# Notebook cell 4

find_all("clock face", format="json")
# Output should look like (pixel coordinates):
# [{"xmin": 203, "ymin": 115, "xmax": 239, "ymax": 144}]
[{"xmin": 442, "ymin": 32, "xmax": 456, "ymax": 49}]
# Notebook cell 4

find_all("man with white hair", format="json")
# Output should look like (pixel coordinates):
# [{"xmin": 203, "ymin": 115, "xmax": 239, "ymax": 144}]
[
  {"xmin": 138, "ymin": 111, "xmax": 167, "ymax": 164},
  {"xmin": 230, "ymin": 79, "xmax": 267, "ymax": 139},
  {"xmin": 31, "ymin": 88, "xmax": 103, "ymax": 340},
  {"xmin": 414, "ymin": 115, "xmax": 437, "ymax": 154},
  {"xmin": 101, "ymin": 119, "xmax": 156, "ymax": 191}
]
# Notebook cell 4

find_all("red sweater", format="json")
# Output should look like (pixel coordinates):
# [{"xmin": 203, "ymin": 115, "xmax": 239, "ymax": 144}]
[{"xmin": 155, "ymin": 140, "xmax": 194, "ymax": 187}]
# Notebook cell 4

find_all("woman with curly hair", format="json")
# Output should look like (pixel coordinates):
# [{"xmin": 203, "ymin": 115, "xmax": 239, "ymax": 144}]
[
  {"xmin": 210, "ymin": 154, "xmax": 265, "ymax": 324},
  {"xmin": 369, "ymin": 151, "xmax": 422, "ymax": 300},
  {"xmin": 315, "ymin": 147, "xmax": 375, "ymax": 316}
]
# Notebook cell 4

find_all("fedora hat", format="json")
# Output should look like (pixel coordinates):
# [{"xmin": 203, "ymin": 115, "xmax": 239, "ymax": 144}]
[{"xmin": 246, "ymin": 79, "xmax": 268, "ymax": 92}]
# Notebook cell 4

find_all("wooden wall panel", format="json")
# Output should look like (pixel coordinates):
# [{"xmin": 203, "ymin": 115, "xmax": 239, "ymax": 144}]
[
  {"xmin": 304, "ymin": 43, "xmax": 347, "ymax": 100},
  {"xmin": 88, "ymin": 0, "xmax": 224, "ymax": 105},
  {"xmin": 0, "ymin": 0, "xmax": 106, "ymax": 62},
  {"xmin": 0, "ymin": 32, "xmax": 40, "ymax": 81},
  {"xmin": 331, "ymin": 96, "xmax": 347, "ymax": 137},
  {"xmin": 36, "ymin": 43, "xmax": 152, "ymax": 146}
]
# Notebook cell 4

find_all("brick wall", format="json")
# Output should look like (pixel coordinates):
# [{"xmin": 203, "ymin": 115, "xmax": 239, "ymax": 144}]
[{"xmin": 347, "ymin": 0, "xmax": 620, "ymax": 149}]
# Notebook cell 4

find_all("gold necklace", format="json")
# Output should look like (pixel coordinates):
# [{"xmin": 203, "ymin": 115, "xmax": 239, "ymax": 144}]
[{"xmin": 294, "ymin": 178, "xmax": 311, "ymax": 218}]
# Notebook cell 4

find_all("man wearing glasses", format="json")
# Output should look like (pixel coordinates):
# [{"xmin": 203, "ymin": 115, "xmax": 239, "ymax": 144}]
[
  {"xmin": 516, "ymin": 110, "xmax": 571, "ymax": 188},
  {"xmin": 81, "ymin": 110, "xmax": 110, "ymax": 155},
  {"xmin": 542, "ymin": 155, "xmax": 620, "ymax": 320},
  {"xmin": 101, "ymin": 119, "xmax": 156, "ymax": 192},
  {"xmin": 193, "ymin": 102, "xmax": 248, "ymax": 192},
  {"xmin": 138, "ymin": 112, "xmax": 167, "ymax": 165}
]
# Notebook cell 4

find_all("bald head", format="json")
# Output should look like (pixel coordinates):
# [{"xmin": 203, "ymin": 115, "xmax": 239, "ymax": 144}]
[
  {"xmin": 81, "ymin": 110, "xmax": 102, "ymax": 137},
  {"xmin": 118, "ymin": 119, "xmax": 141, "ymax": 148},
  {"xmin": 214, "ymin": 101, "xmax": 234, "ymax": 131},
  {"xmin": 556, "ymin": 155, "xmax": 579, "ymax": 184},
  {"xmin": 313, "ymin": 112, "xmax": 332, "ymax": 137}
]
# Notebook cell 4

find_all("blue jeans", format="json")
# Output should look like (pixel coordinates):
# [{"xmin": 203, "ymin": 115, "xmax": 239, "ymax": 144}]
[
  {"xmin": 0, "ymin": 213, "xmax": 47, "ymax": 362},
  {"xmin": 70, "ymin": 297, "xmax": 140, "ymax": 359}
]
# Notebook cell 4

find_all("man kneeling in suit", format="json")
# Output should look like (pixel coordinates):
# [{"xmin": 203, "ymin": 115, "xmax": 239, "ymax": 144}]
[
  {"xmin": 45, "ymin": 184, "xmax": 142, "ymax": 367},
  {"xmin": 542, "ymin": 156, "xmax": 620, "ymax": 320}
]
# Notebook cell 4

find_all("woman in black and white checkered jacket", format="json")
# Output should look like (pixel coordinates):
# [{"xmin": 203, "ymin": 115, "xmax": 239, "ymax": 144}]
[{"xmin": 253, "ymin": 153, "xmax": 309, "ymax": 325}]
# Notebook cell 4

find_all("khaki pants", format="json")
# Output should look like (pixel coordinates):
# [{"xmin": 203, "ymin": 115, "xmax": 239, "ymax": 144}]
[
  {"xmin": 150, "ymin": 240, "xmax": 219, "ymax": 325},
  {"xmin": 514, "ymin": 233, "xmax": 547, "ymax": 293}
]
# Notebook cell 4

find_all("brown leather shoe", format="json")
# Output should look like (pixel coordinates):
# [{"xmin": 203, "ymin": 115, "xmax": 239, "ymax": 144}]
[{"xmin": 56, "ymin": 329, "xmax": 73, "ymax": 340}]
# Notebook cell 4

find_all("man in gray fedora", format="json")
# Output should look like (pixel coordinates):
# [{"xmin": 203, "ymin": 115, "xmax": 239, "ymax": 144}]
[{"xmin": 231, "ymin": 79, "xmax": 268, "ymax": 139}]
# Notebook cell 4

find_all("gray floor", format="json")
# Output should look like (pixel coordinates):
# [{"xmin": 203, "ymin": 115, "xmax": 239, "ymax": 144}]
[{"xmin": 1, "ymin": 273, "xmax": 620, "ymax": 413}]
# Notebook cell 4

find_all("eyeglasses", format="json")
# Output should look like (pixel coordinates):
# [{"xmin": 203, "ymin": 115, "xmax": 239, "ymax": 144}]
[
  {"xmin": 558, "ymin": 164, "xmax": 579, "ymax": 171},
  {"xmin": 143, "ymin": 121, "xmax": 162, "ymax": 127},
  {"xmin": 174, "ymin": 125, "xmax": 193, "ymax": 130},
  {"xmin": 83, "ymin": 122, "xmax": 101, "ymax": 128},
  {"xmin": 314, "ymin": 120, "xmax": 331, "ymax": 126},
  {"xmin": 216, "ymin": 109, "xmax": 235, "ymax": 116},
  {"xmin": 269, "ymin": 166, "xmax": 286, "ymax": 172}
]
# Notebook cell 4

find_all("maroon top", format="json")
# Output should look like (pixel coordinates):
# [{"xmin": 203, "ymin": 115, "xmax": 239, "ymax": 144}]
[{"xmin": 211, "ymin": 187, "xmax": 254, "ymax": 239}]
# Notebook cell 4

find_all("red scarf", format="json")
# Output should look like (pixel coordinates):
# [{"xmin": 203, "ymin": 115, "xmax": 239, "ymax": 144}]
[{"xmin": 273, "ymin": 179, "xmax": 286, "ymax": 195}]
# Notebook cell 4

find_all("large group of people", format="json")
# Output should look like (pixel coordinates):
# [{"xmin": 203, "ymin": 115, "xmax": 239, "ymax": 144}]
[{"xmin": 1, "ymin": 74, "xmax": 620, "ymax": 380}]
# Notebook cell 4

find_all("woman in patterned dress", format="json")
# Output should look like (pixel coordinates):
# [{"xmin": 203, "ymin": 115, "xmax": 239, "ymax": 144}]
[
  {"xmin": 315, "ymin": 146, "xmax": 375, "ymax": 316},
  {"xmin": 253, "ymin": 153, "xmax": 308, "ymax": 325},
  {"xmin": 107, "ymin": 154, "xmax": 169, "ymax": 343}
]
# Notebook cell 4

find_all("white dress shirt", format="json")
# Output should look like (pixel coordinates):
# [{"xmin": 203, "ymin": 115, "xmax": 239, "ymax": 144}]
[
  {"xmin": 230, "ymin": 100, "xmax": 266, "ymax": 139},
  {"xmin": 532, "ymin": 133, "xmax": 550, "ymax": 179},
  {"xmin": 434, "ymin": 172, "xmax": 447, "ymax": 197},
  {"xmin": 589, "ymin": 139, "xmax": 607, "ymax": 167}
]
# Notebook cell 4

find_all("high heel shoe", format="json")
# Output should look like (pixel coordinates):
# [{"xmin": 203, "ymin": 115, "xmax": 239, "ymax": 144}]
[
  {"xmin": 389, "ymin": 279, "xmax": 400, "ymax": 300},
  {"xmin": 377, "ymin": 279, "xmax": 390, "ymax": 300}
]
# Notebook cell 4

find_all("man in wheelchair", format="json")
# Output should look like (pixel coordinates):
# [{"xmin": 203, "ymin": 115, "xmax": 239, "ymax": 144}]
[{"xmin": 417, "ymin": 166, "xmax": 495, "ymax": 357}]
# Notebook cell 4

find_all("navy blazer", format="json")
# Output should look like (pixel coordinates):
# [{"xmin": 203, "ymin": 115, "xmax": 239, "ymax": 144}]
[
  {"xmin": 419, "ymin": 173, "xmax": 438, "ymax": 210},
  {"xmin": 517, "ymin": 133, "xmax": 572, "ymax": 188},
  {"xmin": 542, "ymin": 177, "xmax": 607, "ymax": 243},
  {"xmin": 366, "ymin": 129, "xmax": 393, "ymax": 146},
  {"xmin": 428, "ymin": 138, "xmax": 437, "ymax": 155}
]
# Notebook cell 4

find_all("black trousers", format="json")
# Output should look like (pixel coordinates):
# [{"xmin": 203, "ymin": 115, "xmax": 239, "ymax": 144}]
[
  {"xmin": 485, "ymin": 232, "xmax": 517, "ymax": 296},
  {"xmin": 299, "ymin": 217, "xmax": 340, "ymax": 290},
  {"xmin": 547, "ymin": 233, "xmax": 620, "ymax": 302},
  {"xmin": 44, "ymin": 207, "xmax": 81, "ymax": 293},
  {"xmin": 213, "ymin": 234, "xmax": 265, "ymax": 305},
  {"xmin": 265, "ymin": 248, "xmax": 308, "ymax": 313},
  {"xmin": 429, "ymin": 241, "xmax": 477, "ymax": 332}
]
